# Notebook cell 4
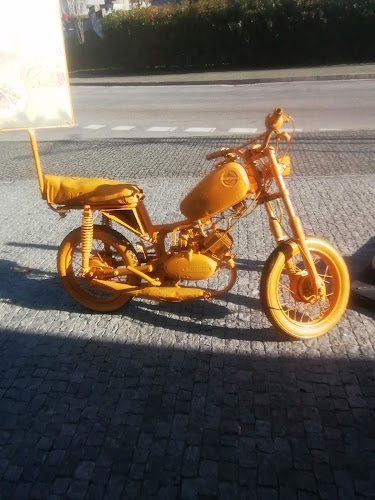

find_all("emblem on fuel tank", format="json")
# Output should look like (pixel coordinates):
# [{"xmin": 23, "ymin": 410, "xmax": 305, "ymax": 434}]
[{"xmin": 221, "ymin": 170, "xmax": 239, "ymax": 186}]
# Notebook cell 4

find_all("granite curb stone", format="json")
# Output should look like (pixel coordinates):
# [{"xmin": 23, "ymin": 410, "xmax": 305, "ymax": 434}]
[{"xmin": 69, "ymin": 64, "xmax": 375, "ymax": 87}]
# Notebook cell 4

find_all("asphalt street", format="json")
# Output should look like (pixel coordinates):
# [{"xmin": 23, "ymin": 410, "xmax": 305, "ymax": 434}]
[
  {"xmin": 0, "ymin": 130, "xmax": 374, "ymax": 497},
  {"xmin": 1, "ymin": 80, "xmax": 375, "ymax": 141}
]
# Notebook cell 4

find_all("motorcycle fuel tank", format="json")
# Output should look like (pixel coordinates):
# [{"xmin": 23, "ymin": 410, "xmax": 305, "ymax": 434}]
[{"xmin": 180, "ymin": 162, "xmax": 250, "ymax": 221}]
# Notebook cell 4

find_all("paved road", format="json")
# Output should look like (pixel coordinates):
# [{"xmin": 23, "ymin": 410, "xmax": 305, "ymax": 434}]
[
  {"xmin": 0, "ymin": 134, "xmax": 374, "ymax": 498},
  {"xmin": 1, "ymin": 80, "xmax": 375, "ymax": 141}
]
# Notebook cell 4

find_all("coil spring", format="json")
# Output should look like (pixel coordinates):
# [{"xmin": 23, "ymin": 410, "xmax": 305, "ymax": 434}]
[{"xmin": 81, "ymin": 205, "xmax": 93, "ymax": 275}]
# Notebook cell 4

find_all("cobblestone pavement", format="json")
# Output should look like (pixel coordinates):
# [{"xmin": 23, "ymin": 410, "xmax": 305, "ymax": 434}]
[{"xmin": 0, "ymin": 134, "xmax": 374, "ymax": 499}]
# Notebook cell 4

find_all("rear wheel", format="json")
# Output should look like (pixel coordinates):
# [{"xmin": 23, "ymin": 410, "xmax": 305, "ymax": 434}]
[
  {"xmin": 57, "ymin": 225, "xmax": 140, "ymax": 312},
  {"xmin": 260, "ymin": 236, "xmax": 350, "ymax": 339}
]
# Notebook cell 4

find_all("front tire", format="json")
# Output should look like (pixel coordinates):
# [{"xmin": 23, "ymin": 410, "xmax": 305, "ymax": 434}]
[
  {"xmin": 57, "ymin": 225, "xmax": 140, "ymax": 312},
  {"xmin": 260, "ymin": 236, "xmax": 350, "ymax": 339}
]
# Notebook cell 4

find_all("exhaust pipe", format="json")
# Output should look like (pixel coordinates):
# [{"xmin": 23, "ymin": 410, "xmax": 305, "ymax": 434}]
[{"xmin": 91, "ymin": 279, "xmax": 210, "ymax": 302}]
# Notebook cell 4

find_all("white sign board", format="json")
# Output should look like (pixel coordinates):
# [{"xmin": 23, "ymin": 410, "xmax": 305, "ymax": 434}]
[{"xmin": 0, "ymin": 0, "xmax": 73, "ymax": 131}]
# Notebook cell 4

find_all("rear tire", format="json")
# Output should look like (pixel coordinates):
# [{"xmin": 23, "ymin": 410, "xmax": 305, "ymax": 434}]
[
  {"xmin": 57, "ymin": 225, "xmax": 139, "ymax": 312},
  {"xmin": 260, "ymin": 236, "xmax": 350, "ymax": 339}
]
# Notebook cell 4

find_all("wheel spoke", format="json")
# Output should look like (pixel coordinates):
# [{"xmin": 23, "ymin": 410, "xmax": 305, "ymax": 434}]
[
  {"xmin": 318, "ymin": 271, "xmax": 333, "ymax": 279},
  {"xmin": 279, "ymin": 282, "xmax": 293, "ymax": 294},
  {"xmin": 321, "ymin": 265, "xmax": 330, "ymax": 282}
]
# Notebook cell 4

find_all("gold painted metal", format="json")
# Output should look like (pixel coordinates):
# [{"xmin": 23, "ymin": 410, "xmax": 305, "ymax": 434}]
[
  {"xmin": 81, "ymin": 205, "xmax": 93, "ymax": 276},
  {"xmin": 91, "ymin": 280, "xmax": 210, "ymax": 301},
  {"xmin": 30, "ymin": 107, "xmax": 350, "ymax": 339},
  {"xmin": 267, "ymin": 147, "xmax": 322, "ymax": 297},
  {"xmin": 93, "ymin": 263, "xmax": 155, "ymax": 281},
  {"xmin": 164, "ymin": 252, "xmax": 218, "ymax": 280},
  {"xmin": 28, "ymin": 129, "xmax": 44, "ymax": 194},
  {"xmin": 126, "ymin": 265, "xmax": 161, "ymax": 286},
  {"xmin": 265, "ymin": 202, "xmax": 285, "ymax": 243},
  {"xmin": 180, "ymin": 161, "xmax": 250, "ymax": 221},
  {"xmin": 260, "ymin": 236, "xmax": 350, "ymax": 339},
  {"xmin": 265, "ymin": 107, "xmax": 289, "ymax": 131},
  {"xmin": 43, "ymin": 175, "xmax": 142, "ymax": 207},
  {"xmin": 208, "ymin": 257, "xmax": 237, "ymax": 298},
  {"xmin": 102, "ymin": 208, "xmax": 146, "ymax": 237}
]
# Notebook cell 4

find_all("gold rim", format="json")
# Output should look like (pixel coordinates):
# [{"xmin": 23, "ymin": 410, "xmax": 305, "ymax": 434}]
[
  {"xmin": 275, "ymin": 252, "xmax": 340, "ymax": 326},
  {"xmin": 261, "ymin": 238, "xmax": 350, "ymax": 339},
  {"xmin": 58, "ymin": 226, "xmax": 138, "ymax": 312}
]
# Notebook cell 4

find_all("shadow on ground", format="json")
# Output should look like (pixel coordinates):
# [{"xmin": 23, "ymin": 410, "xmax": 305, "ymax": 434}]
[
  {"xmin": 0, "ymin": 257, "xmax": 284, "ymax": 343},
  {"xmin": 0, "ymin": 325, "xmax": 374, "ymax": 498},
  {"xmin": 347, "ymin": 236, "xmax": 375, "ymax": 315}
]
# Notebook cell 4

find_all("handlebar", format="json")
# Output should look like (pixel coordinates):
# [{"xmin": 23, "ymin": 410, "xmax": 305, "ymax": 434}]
[
  {"xmin": 265, "ymin": 107, "xmax": 289, "ymax": 131},
  {"xmin": 206, "ymin": 107, "xmax": 291, "ymax": 161},
  {"xmin": 206, "ymin": 148, "xmax": 231, "ymax": 161}
]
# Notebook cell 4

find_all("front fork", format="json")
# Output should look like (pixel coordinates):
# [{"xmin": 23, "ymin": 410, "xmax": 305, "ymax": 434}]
[{"xmin": 265, "ymin": 148, "xmax": 324, "ymax": 299}]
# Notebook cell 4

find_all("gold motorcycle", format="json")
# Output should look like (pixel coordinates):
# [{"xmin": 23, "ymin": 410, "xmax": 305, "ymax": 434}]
[{"xmin": 30, "ymin": 107, "xmax": 350, "ymax": 339}]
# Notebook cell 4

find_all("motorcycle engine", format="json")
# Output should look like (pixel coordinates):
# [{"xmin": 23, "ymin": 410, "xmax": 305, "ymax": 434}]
[
  {"xmin": 201, "ymin": 229, "xmax": 233, "ymax": 259},
  {"xmin": 164, "ymin": 228, "xmax": 233, "ymax": 281}
]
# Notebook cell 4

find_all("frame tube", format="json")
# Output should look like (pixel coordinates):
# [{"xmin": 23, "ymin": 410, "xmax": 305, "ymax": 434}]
[{"xmin": 28, "ymin": 129, "xmax": 44, "ymax": 195}]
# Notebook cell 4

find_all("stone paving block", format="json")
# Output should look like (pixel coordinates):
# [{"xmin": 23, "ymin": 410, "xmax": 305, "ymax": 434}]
[{"xmin": 0, "ymin": 134, "xmax": 374, "ymax": 497}]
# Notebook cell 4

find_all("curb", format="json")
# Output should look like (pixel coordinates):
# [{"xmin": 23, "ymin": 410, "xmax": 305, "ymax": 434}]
[
  {"xmin": 69, "ymin": 73, "xmax": 375, "ymax": 86},
  {"xmin": 351, "ymin": 280, "xmax": 375, "ymax": 311},
  {"xmin": 351, "ymin": 258, "xmax": 375, "ymax": 311}
]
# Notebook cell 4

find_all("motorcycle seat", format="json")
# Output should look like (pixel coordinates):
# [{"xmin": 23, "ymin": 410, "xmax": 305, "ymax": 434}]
[{"xmin": 43, "ymin": 174, "xmax": 143, "ymax": 207}]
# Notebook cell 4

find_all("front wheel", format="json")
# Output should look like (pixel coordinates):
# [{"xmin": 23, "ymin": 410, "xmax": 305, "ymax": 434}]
[
  {"xmin": 57, "ymin": 225, "xmax": 140, "ymax": 312},
  {"xmin": 260, "ymin": 236, "xmax": 350, "ymax": 339}
]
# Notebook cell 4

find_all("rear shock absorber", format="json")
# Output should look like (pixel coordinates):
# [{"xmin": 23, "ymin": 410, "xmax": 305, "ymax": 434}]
[{"xmin": 81, "ymin": 205, "xmax": 93, "ymax": 276}]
